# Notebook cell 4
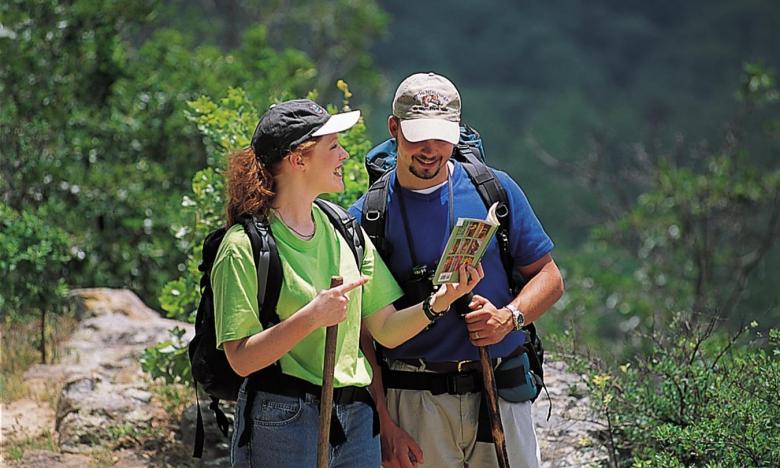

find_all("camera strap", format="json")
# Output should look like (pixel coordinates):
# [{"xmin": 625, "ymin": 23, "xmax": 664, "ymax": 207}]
[{"xmin": 394, "ymin": 168, "xmax": 454, "ymax": 268}]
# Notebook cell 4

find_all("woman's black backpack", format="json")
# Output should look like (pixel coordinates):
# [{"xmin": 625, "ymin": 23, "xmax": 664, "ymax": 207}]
[{"xmin": 188, "ymin": 199, "xmax": 365, "ymax": 458}]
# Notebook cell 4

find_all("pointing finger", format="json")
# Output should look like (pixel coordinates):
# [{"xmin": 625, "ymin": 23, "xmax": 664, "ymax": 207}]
[{"xmin": 335, "ymin": 276, "xmax": 370, "ymax": 294}]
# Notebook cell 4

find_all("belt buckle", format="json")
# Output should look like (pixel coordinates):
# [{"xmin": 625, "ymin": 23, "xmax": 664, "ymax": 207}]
[
  {"xmin": 456, "ymin": 360, "xmax": 470, "ymax": 373},
  {"xmin": 447, "ymin": 372, "xmax": 476, "ymax": 395}
]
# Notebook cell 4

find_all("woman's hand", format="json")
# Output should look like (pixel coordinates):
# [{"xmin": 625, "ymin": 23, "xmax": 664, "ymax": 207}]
[
  {"xmin": 430, "ymin": 263, "xmax": 484, "ymax": 313},
  {"xmin": 302, "ymin": 277, "xmax": 370, "ymax": 328}
]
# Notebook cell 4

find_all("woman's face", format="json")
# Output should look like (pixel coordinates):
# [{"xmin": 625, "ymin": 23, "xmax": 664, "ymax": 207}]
[{"xmin": 305, "ymin": 133, "xmax": 349, "ymax": 193}]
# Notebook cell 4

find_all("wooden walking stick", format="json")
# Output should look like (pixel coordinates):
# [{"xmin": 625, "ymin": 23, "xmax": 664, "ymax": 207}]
[
  {"xmin": 463, "ymin": 288, "xmax": 510, "ymax": 468},
  {"xmin": 480, "ymin": 345, "xmax": 511, "ymax": 468},
  {"xmin": 317, "ymin": 275, "xmax": 343, "ymax": 468}
]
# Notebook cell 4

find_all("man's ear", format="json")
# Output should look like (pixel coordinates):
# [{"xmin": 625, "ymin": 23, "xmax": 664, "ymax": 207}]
[{"xmin": 388, "ymin": 116, "xmax": 399, "ymax": 139}]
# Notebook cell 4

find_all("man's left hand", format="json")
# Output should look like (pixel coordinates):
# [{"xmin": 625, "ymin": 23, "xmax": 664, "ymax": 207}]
[{"xmin": 463, "ymin": 295, "xmax": 514, "ymax": 346}]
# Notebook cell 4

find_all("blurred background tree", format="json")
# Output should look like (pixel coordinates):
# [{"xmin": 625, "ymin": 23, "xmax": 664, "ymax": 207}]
[{"xmin": 0, "ymin": 0, "xmax": 386, "ymax": 310}]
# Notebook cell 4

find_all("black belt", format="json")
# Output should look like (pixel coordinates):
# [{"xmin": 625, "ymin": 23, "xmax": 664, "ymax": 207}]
[
  {"xmin": 382, "ymin": 361, "xmax": 524, "ymax": 396},
  {"xmin": 393, "ymin": 345, "xmax": 525, "ymax": 379},
  {"xmin": 382, "ymin": 348, "xmax": 526, "ymax": 443},
  {"xmin": 398, "ymin": 358, "xmax": 486, "ymax": 374},
  {"xmin": 237, "ymin": 373, "xmax": 379, "ymax": 448}
]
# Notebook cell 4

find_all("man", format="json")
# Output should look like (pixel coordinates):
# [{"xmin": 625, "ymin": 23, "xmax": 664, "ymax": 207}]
[{"xmin": 350, "ymin": 72, "xmax": 564, "ymax": 468}]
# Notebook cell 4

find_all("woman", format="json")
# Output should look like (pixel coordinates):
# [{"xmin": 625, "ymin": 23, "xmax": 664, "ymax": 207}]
[{"xmin": 212, "ymin": 99, "xmax": 483, "ymax": 467}]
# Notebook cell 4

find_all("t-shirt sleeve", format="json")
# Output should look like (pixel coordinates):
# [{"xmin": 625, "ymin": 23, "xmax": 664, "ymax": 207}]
[
  {"xmin": 358, "ymin": 228, "xmax": 403, "ymax": 318},
  {"xmin": 211, "ymin": 230, "xmax": 262, "ymax": 349},
  {"xmin": 496, "ymin": 171, "xmax": 555, "ymax": 266}
]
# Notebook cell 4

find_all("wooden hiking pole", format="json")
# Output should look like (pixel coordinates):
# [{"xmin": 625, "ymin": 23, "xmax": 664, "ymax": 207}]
[
  {"xmin": 480, "ymin": 345, "xmax": 511, "ymax": 468},
  {"xmin": 464, "ymin": 290, "xmax": 510, "ymax": 467},
  {"xmin": 318, "ymin": 275, "xmax": 343, "ymax": 468}
]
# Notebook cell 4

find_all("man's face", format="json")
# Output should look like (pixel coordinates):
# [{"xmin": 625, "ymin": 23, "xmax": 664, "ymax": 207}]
[{"xmin": 390, "ymin": 117, "xmax": 454, "ymax": 185}]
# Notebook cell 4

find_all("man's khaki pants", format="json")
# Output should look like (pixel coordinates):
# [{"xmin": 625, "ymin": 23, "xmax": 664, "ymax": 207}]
[{"xmin": 386, "ymin": 360, "xmax": 541, "ymax": 468}]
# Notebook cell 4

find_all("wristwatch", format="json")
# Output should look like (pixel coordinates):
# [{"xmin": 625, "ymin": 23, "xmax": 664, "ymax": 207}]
[
  {"xmin": 505, "ymin": 304, "xmax": 525, "ymax": 331},
  {"xmin": 422, "ymin": 293, "xmax": 449, "ymax": 322}
]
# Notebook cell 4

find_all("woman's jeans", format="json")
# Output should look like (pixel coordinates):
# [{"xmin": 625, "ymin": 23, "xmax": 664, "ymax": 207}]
[{"xmin": 231, "ymin": 384, "xmax": 380, "ymax": 467}]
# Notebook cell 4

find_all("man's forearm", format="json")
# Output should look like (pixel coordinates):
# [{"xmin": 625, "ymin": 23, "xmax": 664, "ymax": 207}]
[{"xmin": 513, "ymin": 257, "xmax": 564, "ymax": 323}]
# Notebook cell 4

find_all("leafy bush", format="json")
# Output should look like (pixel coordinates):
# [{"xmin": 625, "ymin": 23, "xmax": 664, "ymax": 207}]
[
  {"xmin": 553, "ymin": 65, "xmax": 780, "ymax": 466},
  {"xmin": 582, "ymin": 325, "xmax": 780, "ymax": 466},
  {"xmin": 0, "ymin": 203, "xmax": 72, "ymax": 363},
  {"xmin": 0, "ymin": 0, "xmax": 384, "ymax": 309},
  {"xmin": 544, "ymin": 64, "xmax": 780, "ymax": 356}
]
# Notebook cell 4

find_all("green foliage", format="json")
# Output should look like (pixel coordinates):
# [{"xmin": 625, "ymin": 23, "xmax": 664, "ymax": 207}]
[
  {"xmin": 140, "ymin": 326, "xmax": 190, "ymax": 385},
  {"xmin": 372, "ymin": 1, "xmax": 780, "ymax": 251},
  {"xmin": 156, "ymin": 0, "xmax": 388, "ymax": 102},
  {"xmin": 0, "ymin": 204, "xmax": 71, "ymax": 318},
  {"xmin": 0, "ymin": 0, "xmax": 380, "ymax": 313},
  {"xmin": 544, "ymin": 64, "xmax": 780, "ymax": 354},
  {"xmin": 553, "ymin": 65, "xmax": 780, "ymax": 466},
  {"xmin": 580, "ymin": 325, "xmax": 780, "ymax": 466}
]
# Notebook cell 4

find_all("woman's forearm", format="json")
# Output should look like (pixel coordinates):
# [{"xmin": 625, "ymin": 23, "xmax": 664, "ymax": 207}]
[
  {"xmin": 223, "ymin": 310, "xmax": 317, "ymax": 377},
  {"xmin": 223, "ymin": 278, "xmax": 365, "ymax": 376},
  {"xmin": 364, "ymin": 302, "xmax": 432, "ymax": 349}
]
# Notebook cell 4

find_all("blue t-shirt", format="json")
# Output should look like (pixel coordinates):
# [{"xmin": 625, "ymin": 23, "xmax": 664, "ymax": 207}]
[{"xmin": 350, "ymin": 161, "xmax": 553, "ymax": 361}]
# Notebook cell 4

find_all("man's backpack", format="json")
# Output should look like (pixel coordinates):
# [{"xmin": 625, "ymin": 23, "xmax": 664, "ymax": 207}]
[
  {"xmin": 361, "ymin": 124, "xmax": 546, "ymax": 403},
  {"xmin": 188, "ymin": 198, "xmax": 365, "ymax": 458}
]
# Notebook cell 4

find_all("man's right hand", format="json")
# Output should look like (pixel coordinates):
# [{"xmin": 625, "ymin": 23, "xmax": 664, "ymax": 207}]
[
  {"xmin": 432, "ymin": 262, "xmax": 484, "ymax": 312},
  {"xmin": 380, "ymin": 417, "xmax": 424, "ymax": 468}
]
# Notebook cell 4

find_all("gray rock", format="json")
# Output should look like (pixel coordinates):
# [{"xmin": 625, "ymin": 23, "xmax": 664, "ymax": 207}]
[
  {"xmin": 16, "ymin": 289, "xmax": 193, "ymax": 461},
  {"xmin": 534, "ymin": 359, "xmax": 610, "ymax": 467}
]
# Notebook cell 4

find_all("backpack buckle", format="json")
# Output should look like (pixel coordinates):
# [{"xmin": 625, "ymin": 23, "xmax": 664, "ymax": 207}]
[
  {"xmin": 495, "ymin": 203, "xmax": 509, "ymax": 219},
  {"xmin": 365, "ymin": 209, "xmax": 381, "ymax": 221}
]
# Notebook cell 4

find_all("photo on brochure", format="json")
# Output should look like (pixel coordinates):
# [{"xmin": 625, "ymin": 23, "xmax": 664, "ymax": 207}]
[{"xmin": 432, "ymin": 202, "xmax": 501, "ymax": 284}]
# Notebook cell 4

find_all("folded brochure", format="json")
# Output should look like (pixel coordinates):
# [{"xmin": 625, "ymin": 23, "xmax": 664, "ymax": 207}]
[{"xmin": 432, "ymin": 202, "xmax": 500, "ymax": 284}]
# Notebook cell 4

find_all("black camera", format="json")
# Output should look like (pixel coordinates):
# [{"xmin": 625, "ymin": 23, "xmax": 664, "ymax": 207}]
[{"xmin": 394, "ymin": 265, "xmax": 434, "ymax": 309}]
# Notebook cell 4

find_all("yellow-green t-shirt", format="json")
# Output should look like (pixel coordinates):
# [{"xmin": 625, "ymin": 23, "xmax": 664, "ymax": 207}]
[{"xmin": 211, "ymin": 203, "xmax": 403, "ymax": 388}]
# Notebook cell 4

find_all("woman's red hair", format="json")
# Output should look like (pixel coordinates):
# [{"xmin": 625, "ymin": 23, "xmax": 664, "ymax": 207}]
[{"xmin": 224, "ymin": 141, "xmax": 317, "ymax": 226}]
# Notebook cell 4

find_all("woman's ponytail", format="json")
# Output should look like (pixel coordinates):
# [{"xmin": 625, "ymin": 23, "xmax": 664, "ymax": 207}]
[{"xmin": 225, "ymin": 148, "xmax": 275, "ymax": 226}]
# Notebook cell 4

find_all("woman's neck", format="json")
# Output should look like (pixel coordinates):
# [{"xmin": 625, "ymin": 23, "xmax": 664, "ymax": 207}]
[{"xmin": 272, "ymin": 183, "xmax": 317, "ymax": 233}]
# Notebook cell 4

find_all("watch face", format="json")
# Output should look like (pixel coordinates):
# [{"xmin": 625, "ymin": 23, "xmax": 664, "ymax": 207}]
[{"xmin": 513, "ymin": 310, "xmax": 524, "ymax": 330}]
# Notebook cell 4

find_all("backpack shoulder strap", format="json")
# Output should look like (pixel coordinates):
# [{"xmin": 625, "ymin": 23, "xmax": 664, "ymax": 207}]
[
  {"xmin": 315, "ymin": 198, "xmax": 365, "ymax": 268},
  {"xmin": 237, "ymin": 215, "xmax": 283, "ymax": 329},
  {"xmin": 361, "ymin": 170, "xmax": 393, "ymax": 259},
  {"xmin": 456, "ymin": 149, "xmax": 516, "ymax": 290}
]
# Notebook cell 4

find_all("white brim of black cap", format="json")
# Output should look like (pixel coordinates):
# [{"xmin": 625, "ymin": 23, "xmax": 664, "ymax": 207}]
[
  {"xmin": 312, "ymin": 110, "xmax": 361, "ymax": 137},
  {"xmin": 400, "ymin": 119, "xmax": 460, "ymax": 144}
]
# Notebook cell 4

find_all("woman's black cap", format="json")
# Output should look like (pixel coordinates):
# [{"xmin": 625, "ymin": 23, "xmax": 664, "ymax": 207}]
[{"xmin": 250, "ymin": 99, "xmax": 360, "ymax": 165}]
